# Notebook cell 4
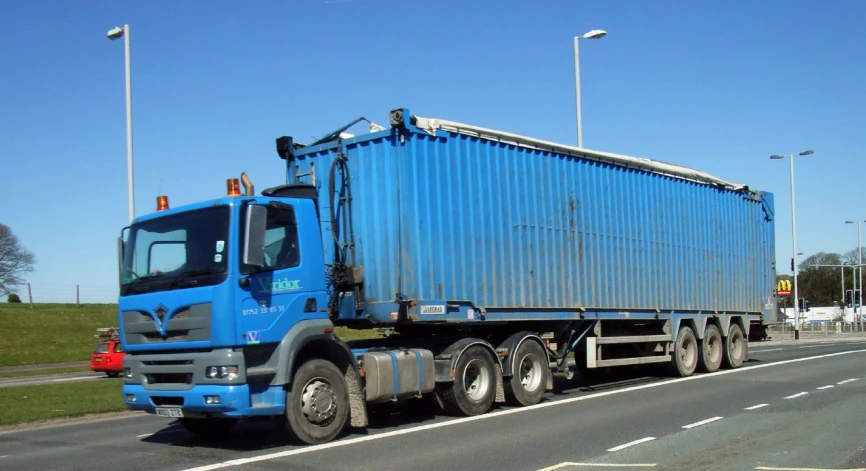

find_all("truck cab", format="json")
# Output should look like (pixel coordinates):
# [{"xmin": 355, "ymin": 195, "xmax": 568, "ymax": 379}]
[{"xmin": 118, "ymin": 186, "xmax": 333, "ymax": 436}]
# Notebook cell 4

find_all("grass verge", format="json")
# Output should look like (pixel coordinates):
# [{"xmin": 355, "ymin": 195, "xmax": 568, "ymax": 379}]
[
  {"xmin": 0, "ymin": 366, "xmax": 92, "ymax": 379},
  {"xmin": 0, "ymin": 303, "xmax": 117, "ymax": 367},
  {"xmin": 0, "ymin": 379, "xmax": 127, "ymax": 426}
]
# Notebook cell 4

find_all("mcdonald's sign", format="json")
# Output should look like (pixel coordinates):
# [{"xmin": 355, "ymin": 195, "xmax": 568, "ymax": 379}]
[{"xmin": 777, "ymin": 279, "xmax": 792, "ymax": 297}]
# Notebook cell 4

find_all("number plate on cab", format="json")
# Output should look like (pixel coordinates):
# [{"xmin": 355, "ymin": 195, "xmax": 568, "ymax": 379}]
[{"xmin": 155, "ymin": 407, "xmax": 183, "ymax": 418}]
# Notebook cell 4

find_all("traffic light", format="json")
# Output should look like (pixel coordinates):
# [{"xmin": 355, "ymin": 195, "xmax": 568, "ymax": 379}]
[
  {"xmin": 798, "ymin": 297, "xmax": 804, "ymax": 312},
  {"xmin": 846, "ymin": 290, "xmax": 853, "ymax": 308},
  {"xmin": 856, "ymin": 290, "xmax": 862, "ymax": 308},
  {"xmin": 798, "ymin": 297, "xmax": 811, "ymax": 312}
]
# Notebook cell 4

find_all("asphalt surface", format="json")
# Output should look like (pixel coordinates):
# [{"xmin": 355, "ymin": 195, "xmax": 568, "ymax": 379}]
[
  {"xmin": 0, "ymin": 372, "xmax": 106, "ymax": 388},
  {"xmin": 1, "ymin": 340, "xmax": 865, "ymax": 471}
]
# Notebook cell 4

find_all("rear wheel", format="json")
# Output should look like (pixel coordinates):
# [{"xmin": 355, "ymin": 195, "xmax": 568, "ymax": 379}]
[
  {"xmin": 723, "ymin": 323, "xmax": 746, "ymax": 369},
  {"xmin": 439, "ymin": 346, "xmax": 497, "ymax": 416},
  {"xmin": 178, "ymin": 418, "xmax": 237, "ymax": 438},
  {"xmin": 504, "ymin": 340, "xmax": 549, "ymax": 406},
  {"xmin": 669, "ymin": 325, "xmax": 698, "ymax": 377},
  {"xmin": 699, "ymin": 325, "xmax": 723, "ymax": 373},
  {"xmin": 106, "ymin": 371, "xmax": 121, "ymax": 378},
  {"xmin": 281, "ymin": 359, "xmax": 349, "ymax": 445}
]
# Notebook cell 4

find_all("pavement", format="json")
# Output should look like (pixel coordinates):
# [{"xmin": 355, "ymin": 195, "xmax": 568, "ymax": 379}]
[{"xmin": 1, "ymin": 340, "xmax": 865, "ymax": 471}]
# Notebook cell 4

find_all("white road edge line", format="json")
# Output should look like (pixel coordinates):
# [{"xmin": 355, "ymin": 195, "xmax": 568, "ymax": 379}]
[
  {"xmin": 682, "ymin": 416, "xmax": 723, "ymax": 429},
  {"xmin": 744, "ymin": 403, "xmax": 769, "ymax": 410},
  {"xmin": 49, "ymin": 376, "xmax": 100, "ymax": 383},
  {"xmin": 799, "ymin": 345, "xmax": 824, "ymax": 349},
  {"xmin": 750, "ymin": 348, "xmax": 784, "ymax": 353},
  {"xmin": 179, "ymin": 348, "xmax": 866, "ymax": 471},
  {"xmin": 837, "ymin": 378, "xmax": 859, "ymax": 385},
  {"xmin": 816, "ymin": 385, "xmax": 834, "ymax": 390},
  {"xmin": 538, "ymin": 462, "xmax": 657, "ymax": 470},
  {"xmin": 607, "ymin": 437, "xmax": 657, "ymax": 452},
  {"xmin": 755, "ymin": 467, "xmax": 866, "ymax": 470},
  {"xmin": 784, "ymin": 392, "xmax": 808, "ymax": 399}
]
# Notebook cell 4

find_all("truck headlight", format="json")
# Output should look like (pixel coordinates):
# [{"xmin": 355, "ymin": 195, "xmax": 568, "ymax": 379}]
[
  {"xmin": 124, "ymin": 367, "xmax": 132, "ymax": 379},
  {"xmin": 206, "ymin": 365, "xmax": 239, "ymax": 380}
]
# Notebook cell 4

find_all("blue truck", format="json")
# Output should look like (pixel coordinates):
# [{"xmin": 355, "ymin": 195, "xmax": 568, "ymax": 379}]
[{"xmin": 118, "ymin": 108, "xmax": 777, "ymax": 444}]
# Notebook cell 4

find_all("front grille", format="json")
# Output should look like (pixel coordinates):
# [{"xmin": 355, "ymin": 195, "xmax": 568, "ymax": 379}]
[
  {"xmin": 142, "ymin": 360, "xmax": 193, "ymax": 366},
  {"xmin": 152, "ymin": 396, "xmax": 184, "ymax": 406},
  {"xmin": 146, "ymin": 373, "xmax": 193, "ymax": 385},
  {"xmin": 122, "ymin": 304, "xmax": 212, "ymax": 345}
]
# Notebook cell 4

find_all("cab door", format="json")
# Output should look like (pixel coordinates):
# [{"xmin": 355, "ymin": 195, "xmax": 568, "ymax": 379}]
[{"xmin": 237, "ymin": 201, "xmax": 327, "ymax": 346}]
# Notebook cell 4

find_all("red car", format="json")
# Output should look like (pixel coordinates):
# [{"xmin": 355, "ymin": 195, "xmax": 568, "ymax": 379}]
[{"xmin": 90, "ymin": 328, "xmax": 125, "ymax": 377}]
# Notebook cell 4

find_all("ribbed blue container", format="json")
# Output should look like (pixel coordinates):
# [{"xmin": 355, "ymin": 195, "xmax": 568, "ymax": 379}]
[{"xmin": 289, "ymin": 110, "xmax": 775, "ymax": 324}]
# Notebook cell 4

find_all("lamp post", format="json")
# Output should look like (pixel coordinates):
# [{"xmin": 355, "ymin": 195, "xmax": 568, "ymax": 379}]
[
  {"xmin": 574, "ymin": 29, "xmax": 606, "ymax": 148},
  {"xmin": 107, "ymin": 24, "xmax": 135, "ymax": 222},
  {"xmin": 770, "ymin": 149, "xmax": 814, "ymax": 339},
  {"xmin": 845, "ymin": 220, "xmax": 864, "ymax": 328}
]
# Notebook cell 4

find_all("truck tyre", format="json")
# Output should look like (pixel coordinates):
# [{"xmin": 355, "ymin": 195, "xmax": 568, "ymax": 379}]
[
  {"xmin": 723, "ymin": 323, "xmax": 746, "ymax": 369},
  {"xmin": 439, "ymin": 346, "xmax": 497, "ymax": 416},
  {"xmin": 699, "ymin": 324, "xmax": 723, "ymax": 373},
  {"xmin": 178, "ymin": 418, "xmax": 237, "ymax": 438},
  {"xmin": 669, "ymin": 325, "xmax": 698, "ymax": 377},
  {"xmin": 504, "ymin": 340, "xmax": 549, "ymax": 406},
  {"xmin": 281, "ymin": 359, "xmax": 349, "ymax": 445}
]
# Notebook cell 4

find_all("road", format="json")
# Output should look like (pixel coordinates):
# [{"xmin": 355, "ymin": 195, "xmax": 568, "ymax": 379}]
[
  {"xmin": 0, "ymin": 372, "xmax": 106, "ymax": 389},
  {"xmin": 1, "ymin": 340, "xmax": 865, "ymax": 471}
]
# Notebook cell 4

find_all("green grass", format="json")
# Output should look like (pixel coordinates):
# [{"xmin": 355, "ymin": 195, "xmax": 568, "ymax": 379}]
[
  {"xmin": 0, "ymin": 379, "xmax": 127, "ymax": 426},
  {"xmin": 0, "ymin": 366, "xmax": 92, "ymax": 379},
  {"xmin": 0, "ymin": 303, "xmax": 117, "ymax": 367}
]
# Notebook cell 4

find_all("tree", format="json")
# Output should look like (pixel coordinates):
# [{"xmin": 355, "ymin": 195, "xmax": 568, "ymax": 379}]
[
  {"xmin": 797, "ymin": 252, "xmax": 842, "ymax": 306},
  {"xmin": 0, "ymin": 224, "xmax": 35, "ymax": 296}
]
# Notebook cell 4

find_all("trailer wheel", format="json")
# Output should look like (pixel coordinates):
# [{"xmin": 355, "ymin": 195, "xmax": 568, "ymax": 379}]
[
  {"xmin": 699, "ymin": 324, "xmax": 723, "ymax": 373},
  {"xmin": 669, "ymin": 325, "xmax": 698, "ymax": 377},
  {"xmin": 178, "ymin": 418, "xmax": 237, "ymax": 438},
  {"xmin": 723, "ymin": 323, "xmax": 746, "ymax": 369},
  {"xmin": 504, "ymin": 340, "xmax": 549, "ymax": 406},
  {"xmin": 439, "ymin": 346, "xmax": 496, "ymax": 416},
  {"xmin": 281, "ymin": 359, "xmax": 349, "ymax": 445}
]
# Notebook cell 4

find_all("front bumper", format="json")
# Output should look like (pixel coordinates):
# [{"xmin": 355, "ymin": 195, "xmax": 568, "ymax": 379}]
[{"xmin": 122, "ymin": 383, "xmax": 285, "ymax": 417}]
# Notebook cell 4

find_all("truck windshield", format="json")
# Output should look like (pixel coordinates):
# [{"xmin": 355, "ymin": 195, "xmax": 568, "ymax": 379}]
[{"xmin": 120, "ymin": 206, "xmax": 230, "ymax": 296}]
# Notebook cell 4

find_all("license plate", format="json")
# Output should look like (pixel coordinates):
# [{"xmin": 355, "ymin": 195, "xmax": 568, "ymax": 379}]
[
  {"xmin": 155, "ymin": 407, "xmax": 183, "ymax": 418},
  {"xmin": 94, "ymin": 358, "xmax": 102, "ymax": 362}
]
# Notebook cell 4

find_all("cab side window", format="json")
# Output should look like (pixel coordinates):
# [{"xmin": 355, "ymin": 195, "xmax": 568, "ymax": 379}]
[{"xmin": 241, "ymin": 204, "xmax": 300, "ymax": 273}]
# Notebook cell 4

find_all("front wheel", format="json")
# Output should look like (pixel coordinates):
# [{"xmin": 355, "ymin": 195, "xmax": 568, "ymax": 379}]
[
  {"xmin": 281, "ymin": 359, "xmax": 349, "ymax": 445},
  {"xmin": 438, "ymin": 346, "xmax": 497, "ymax": 416},
  {"xmin": 504, "ymin": 340, "xmax": 549, "ymax": 406}
]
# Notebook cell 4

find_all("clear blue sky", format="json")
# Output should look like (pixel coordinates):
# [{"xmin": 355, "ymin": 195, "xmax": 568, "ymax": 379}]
[{"xmin": 2, "ymin": 0, "xmax": 864, "ymax": 302}]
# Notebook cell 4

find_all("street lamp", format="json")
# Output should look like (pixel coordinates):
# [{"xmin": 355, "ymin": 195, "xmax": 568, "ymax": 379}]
[
  {"xmin": 574, "ymin": 29, "xmax": 607, "ymax": 148},
  {"xmin": 845, "ymin": 220, "xmax": 865, "ymax": 326},
  {"xmin": 107, "ymin": 24, "xmax": 135, "ymax": 222},
  {"xmin": 770, "ymin": 149, "xmax": 814, "ymax": 339}
]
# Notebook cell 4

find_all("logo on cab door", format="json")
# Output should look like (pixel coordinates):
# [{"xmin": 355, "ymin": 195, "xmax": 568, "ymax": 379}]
[{"xmin": 255, "ymin": 277, "xmax": 302, "ymax": 294}]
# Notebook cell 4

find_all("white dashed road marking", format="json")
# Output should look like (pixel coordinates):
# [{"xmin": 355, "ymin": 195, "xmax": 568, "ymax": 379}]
[
  {"xmin": 816, "ymin": 385, "xmax": 834, "ymax": 390},
  {"xmin": 606, "ymin": 437, "xmax": 657, "ymax": 452},
  {"xmin": 682, "ymin": 416, "xmax": 723, "ymax": 429},
  {"xmin": 837, "ymin": 378, "xmax": 859, "ymax": 385},
  {"xmin": 538, "ymin": 463, "xmax": 657, "ymax": 470},
  {"xmin": 744, "ymin": 403, "xmax": 769, "ymax": 410},
  {"xmin": 784, "ymin": 392, "xmax": 808, "ymax": 399}
]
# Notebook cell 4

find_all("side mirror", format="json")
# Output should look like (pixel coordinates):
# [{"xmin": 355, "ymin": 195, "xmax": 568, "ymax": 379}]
[
  {"xmin": 243, "ymin": 205, "xmax": 267, "ymax": 267},
  {"xmin": 117, "ymin": 236, "xmax": 125, "ymax": 288}
]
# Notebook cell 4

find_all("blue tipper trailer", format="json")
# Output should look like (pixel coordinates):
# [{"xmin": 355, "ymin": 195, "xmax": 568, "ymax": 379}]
[{"xmin": 118, "ymin": 107, "xmax": 776, "ymax": 445}]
